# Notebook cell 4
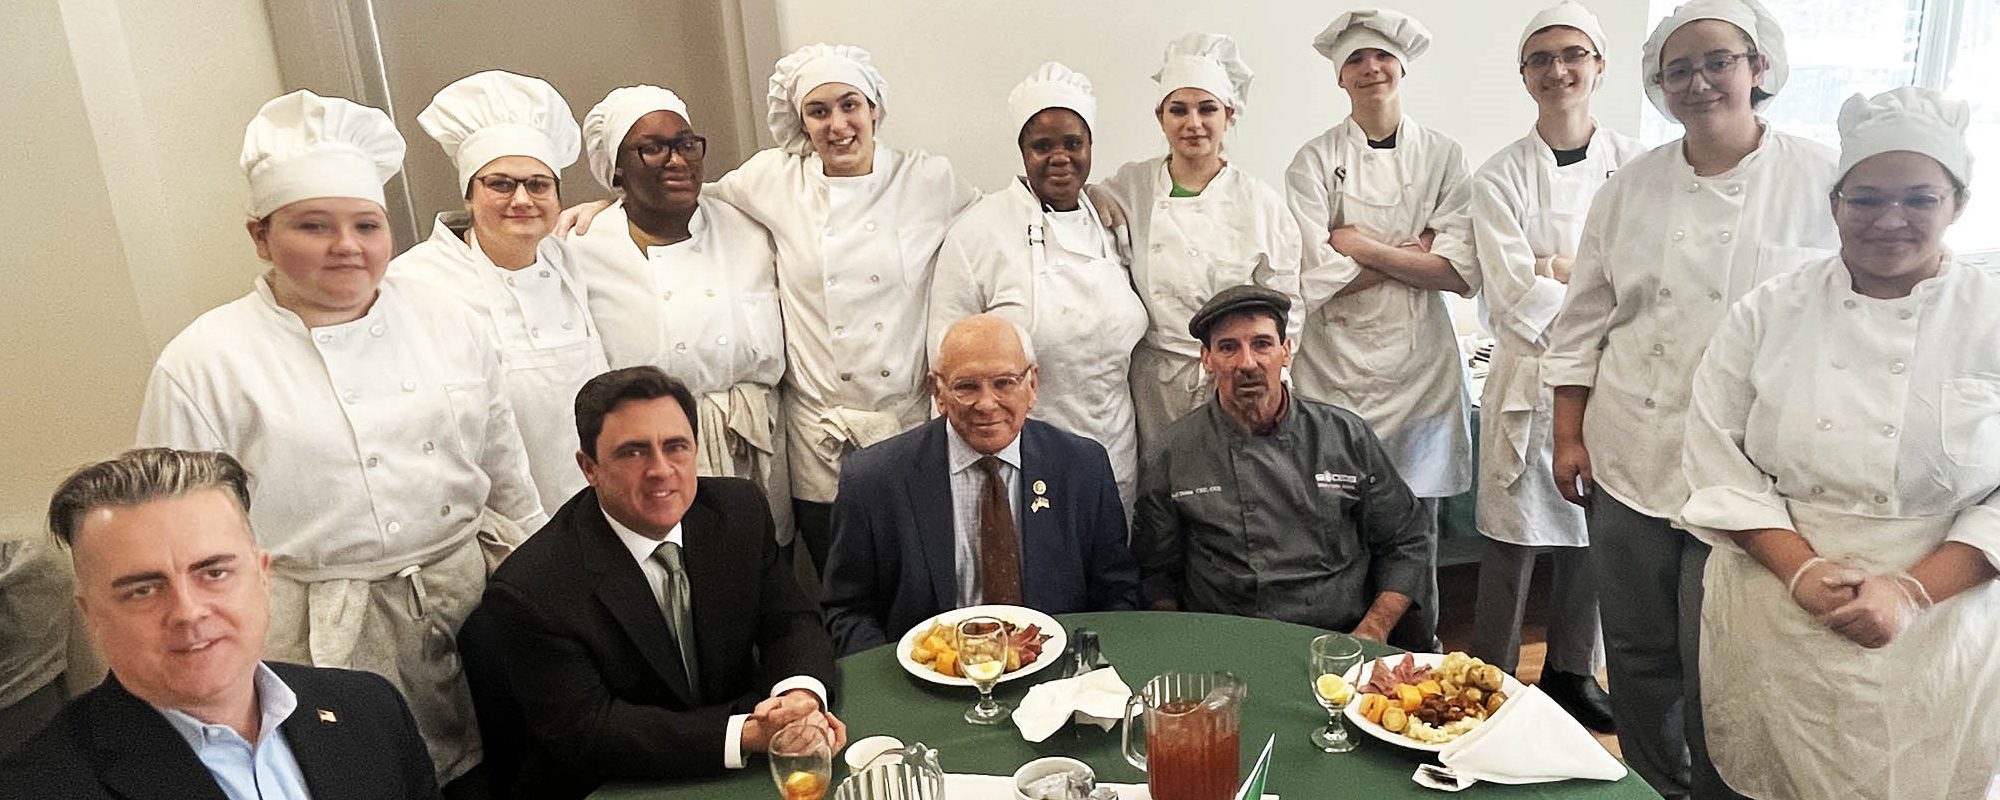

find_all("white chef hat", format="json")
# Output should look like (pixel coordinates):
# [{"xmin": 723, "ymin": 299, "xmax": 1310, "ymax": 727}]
[
  {"xmin": 1008, "ymin": 62, "xmax": 1097, "ymax": 137},
  {"xmin": 1519, "ymin": 1, "xmax": 1609, "ymax": 59},
  {"xmin": 1641, "ymin": 0, "xmax": 1789, "ymax": 122},
  {"xmin": 581, "ymin": 85, "xmax": 693, "ymax": 193},
  {"xmin": 1837, "ymin": 87, "xmax": 1973, "ymax": 187},
  {"xmin": 767, "ymin": 43, "xmax": 889, "ymax": 155},
  {"xmin": 1154, "ymin": 33, "xmax": 1254, "ymax": 114},
  {"xmin": 240, "ymin": 90, "xmax": 404, "ymax": 218},
  {"xmin": 417, "ymin": 71, "xmax": 580, "ymax": 193},
  {"xmin": 1314, "ymin": 9, "xmax": 1432, "ymax": 73}
]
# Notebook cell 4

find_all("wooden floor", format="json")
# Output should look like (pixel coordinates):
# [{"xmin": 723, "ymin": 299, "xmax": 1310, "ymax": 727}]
[{"xmin": 1435, "ymin": 560, "xmax": 1623, "ymax": 757}]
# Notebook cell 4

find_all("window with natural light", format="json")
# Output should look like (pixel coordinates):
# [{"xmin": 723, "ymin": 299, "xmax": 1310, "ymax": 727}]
[{"xmin": 1642, "ymin": 0, "xmax": 2000, "ymax": 257}]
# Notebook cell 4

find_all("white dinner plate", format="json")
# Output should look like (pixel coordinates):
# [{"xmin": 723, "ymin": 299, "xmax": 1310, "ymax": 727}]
[
  {"xmin": 896, "ymin": 604, "xmax": 1067, "ymax": 688},
  {"xmin": 1339, "ymin": 652, "xmax": 1528, "ymax": 753}
]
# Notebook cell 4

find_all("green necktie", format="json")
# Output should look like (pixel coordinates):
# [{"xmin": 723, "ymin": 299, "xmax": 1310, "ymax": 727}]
[{"xmin": 649, "ymin": 541, "xmax": 700, "ymax": 692}]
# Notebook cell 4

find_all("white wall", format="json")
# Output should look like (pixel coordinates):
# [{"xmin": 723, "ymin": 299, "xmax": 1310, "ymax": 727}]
[{"xmin": 769, "ymin": 1, "xmax": 1650, "ymax": 194}]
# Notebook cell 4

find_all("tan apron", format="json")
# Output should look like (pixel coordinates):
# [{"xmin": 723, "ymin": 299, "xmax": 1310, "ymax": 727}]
[
  {"xmin": 265, "ymin": 513, "xmax": 522, "ymax": 784},
  {"xmin": 697, "ymin": 383, "xmax": 794, "ymax": 544}
]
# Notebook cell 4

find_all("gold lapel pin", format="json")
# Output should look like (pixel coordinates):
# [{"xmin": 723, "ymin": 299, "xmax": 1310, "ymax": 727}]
[
  {"xmin": 318, "ymin": 709, "xmax": 338, "ymax": 724},
  {"xmin": 1032, "ymin": 480, "xmax": 1047, "ymax": 496}
]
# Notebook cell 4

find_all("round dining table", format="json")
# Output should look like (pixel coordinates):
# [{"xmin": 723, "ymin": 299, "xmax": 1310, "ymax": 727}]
[{"xmin": 591, "ymin": 611, "xmax": 1662, "ymax": 799}]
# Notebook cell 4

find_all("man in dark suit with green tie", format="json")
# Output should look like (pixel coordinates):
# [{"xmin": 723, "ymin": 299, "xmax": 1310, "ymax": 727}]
[{"xmin": 469, "ymin": 367, "xmax": 841, "ymax": 800}]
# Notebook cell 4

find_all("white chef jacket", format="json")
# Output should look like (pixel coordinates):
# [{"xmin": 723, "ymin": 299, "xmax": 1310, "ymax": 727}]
[
  {"xmin": 1284, "ymin": 116, "xmax": 1480, "ymax": 498},
  {"xmin": 390, "ymin": 215, "xmax": 608, "ymax": 515},
  {"xmin": 1541, "ymin": 125, "xmax": 1837, "ymax": 518},
  {"xmin": 707, "ymin": 145, "xmax": 979, "ymax": 502},
  {"xmin": 137, "ymin": 276, "xmax": 547, "ymax": 576},
  {"xmin": 1678, "ymin": 256, "xmax": 2000, "ymax": 799},
  {"xmin": 1468, "ymin": 124, "xmax": 1647, "ymax": 545},
  {"xmin": 929, "ymin": 179, "xmax": 1148, "ymax": 509}
]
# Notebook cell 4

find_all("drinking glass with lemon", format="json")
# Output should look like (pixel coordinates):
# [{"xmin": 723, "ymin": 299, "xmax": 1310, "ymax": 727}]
[
  {"xmin": 956, "ymin": 616, "xmax": 1012, "ymax": 725},
  {"xmin": 1309, "ymin": 633, "xmax": 1365, "ymax": 753},
  {"xmin": 768, "ymin": 719, "xmax": 832, "ymax": 800}
]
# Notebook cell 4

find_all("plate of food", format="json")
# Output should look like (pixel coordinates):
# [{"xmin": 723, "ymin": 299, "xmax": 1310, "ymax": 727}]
[
  {"xmin": 1341, "ymin": 651, "xmax": 1526, "ymax": 752},
  {"xmin": 896, "ymin": 604, "xmax": 1065, "ymax": 687}
]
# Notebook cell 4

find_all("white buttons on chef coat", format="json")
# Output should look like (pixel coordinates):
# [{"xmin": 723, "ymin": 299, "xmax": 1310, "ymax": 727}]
[
  {"xmin": 439, "ymin": 504, "xmax": 452, "ymax": 517},
  {"xmin": 1817, "ymin": 419, "xmax": 1833, "ymax": 431},
  {"xmin": 506, "ymin": 276, "xmax": 516, "ymax": 286},
  {"xmin": 840, "ymin": 372, "xmax": 853, "ymax": 381},
  {"xmin": 675, "ymin": 342, "xmax": 688, "ymax": 353},
  {"xmin": 1672, "ymin": 230, "xmax": 1685, "ymax": 241},
  {"xmin": 1881, "ymin": 425, "xmax": 1899, "ymax": 438},
  {"xmin": 1898, "ymin": 310, "xmax": 1914, "ymax": 320},
  {"xmin": 1719, "ymin": 231, "xmax": 1733, "ymax": 243},
  {"xmin": 1831, "ymin": 359, "xmax": 1846, "ymax": 370},
  {"xmin": 530, "ymin": 327, "xmax": 541, "ymax": 339},
  {"xmin": 1157, "ymin": 200, "xmax": 1170, "ymax": 210},
  {"xmin": 1874, "ymin": 494, "xmax": 1890, "ymax": 505},
  {"xmin": 1651, "ymin": 343, "xmax": 1666, "ymax": 355},
  {"xmin": 402, "ymin": 380, "xmax": 417, "ymax": 392},
  {"xmin": 366, "ymin": 456, "xmax": 379, "ymax": 468},
  {"xmin": 1726, "ymin": 185, "xmax": 1742, "ymax": 196},
  {"xmin": 343, "ymin": 391, "xmax": 359, "ymax": 404},
  {"xmin": 834, "ymin": 326, "xmax": 846, "ymax": 336},
  {"xmin": 1643, "ymin": 398, "xmax": 1657, "ymax": 408},
  {"xmin": 705, "ymin": 289, "xmax": 716, "ymax": 298},
  {"xmin": 870, "ymin": 274, "xmax": 881, "ymax": 284},
  {"xmin": 317, "ymin": 332, "xmax": 333, "ymax": 343},
  {"xmin": 864, "ymin": 221, "xmax": 877, "ymax": 232},
  {"xmin": 880, "ymin": 369, "xmax": 891, "ymax": 377},
  {"xmin": 662, "ymin": 290, "xmax": 674, "ymax": 300},
  {"xmin": 386, "ymin": 521, "xmax": 402, "ymax": 534},
  {"xmin": 422, "ymin": 440, "xmax": 436, "ymax": 454},
  {"xmin": 1151, "ymin": 243, "xmax": 1163, "ymax": 253},
  {"xmin": 538, "ymin": 269, "xmax": 550, "ymax": 278},
  {"xmin": 1843, "ymin": 299, "xmax": 1858, "ymax": 310},
  {"xmin": 691, "ymin": 244, "xmax": 702, "ymax": 253},
  {"xmin": 562, "ymin": 321, "xmax": 573, "ymax": 330},
  {"xmin": 826, "ymin": 277, "xmax": 838, "ymax": 287},
  {"xmin": 825, "ymin": 226, "xmax": 836, "ymax": 236},
  {"xmin": 1810, "ymin": 485, "xmax": 1825, "ymax": 496},
  {"xmin": 1707, "ymin": 290, "xmax": 1723, "ymax": 301},
  {"xmin": 874, "ymin": 322, "xmax": 884, "ymax": 331},
  {"xmin": 370, "ymin": 324, "xmax": 385, "ymax": 336},
  {"xmin": 1889, "ymin": 360, "xmax": 1906, "ymax": 374},
  {"xmin": 1686, "ymin": 181, "xmax": 1701, "ymax": 193},
  {"xmin": 715, "ymin": 335, "xmax": 729, "ymax": 345},
  {"xmin": 1658, "ymin": 288, "xmax": 1673, "ymax": 299},
  {"xmin": 1186, "ymin": 248, "xmax": 1199, "ymax": 256}
]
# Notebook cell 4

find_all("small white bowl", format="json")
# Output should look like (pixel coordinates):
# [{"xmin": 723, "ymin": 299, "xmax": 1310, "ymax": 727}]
[
  {"xmin": 842, "ymin": 735, "xmax": 905, "ymax": 772},
  {"xmin": 1012, "ymin": 756, "xmax": 1095, "ymax": 800}
]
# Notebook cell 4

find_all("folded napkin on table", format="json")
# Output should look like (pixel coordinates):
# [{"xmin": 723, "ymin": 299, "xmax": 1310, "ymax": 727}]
[
  {"xmin": 1011, "ymin": 667, "xmax": 1133, "ymax": 743},
  {"xmin": 1430, "ymin": 685, "xmax": 1626, "ymax": 786}
]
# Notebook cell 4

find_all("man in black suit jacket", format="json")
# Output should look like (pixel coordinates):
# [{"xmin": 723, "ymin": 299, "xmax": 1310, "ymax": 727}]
[
  {"xmin": 2, "ymin": 449, "xmax": 438, "ymax": 800},
  {"xmin": 823, "ymin": 314, "xmax": 1140, "ymax": 655},
  {"xmin": 472, "ymin": 367, "xmax": 841, "ymax": 800}
]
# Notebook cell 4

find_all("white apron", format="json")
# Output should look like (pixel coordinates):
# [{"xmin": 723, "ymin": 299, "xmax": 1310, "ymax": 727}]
[
  {"xmin": 1288, "ymin": 119, "xmax": 1472, "ymax": 498},
  {"xmin": 1022, "ymin": 188, "xmax": 1148, "ymax": 510},
  {"xmin": 1700, "ymin": 503, "xmax": 2000, "ymax": 799}
]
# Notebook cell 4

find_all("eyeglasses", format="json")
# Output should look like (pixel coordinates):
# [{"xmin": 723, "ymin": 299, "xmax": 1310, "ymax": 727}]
[
  {"xmin": 1522, "ymin": 46, "xmax": 1599, "ymax": 72},
  {"xmin": 632, "ymin": 134, "xmax": 708, "ymax": 167},
  {"xmin": 1654, "ymin": 51, "xmax": 1754, "ymax": 93},
  {"xmin": 474, "ymin": 174, "xmax": 559, "ymax": 197},
  {"xmin": 942, "ymin": 370, "xmax": 1031, "ymax": 404},
  {"xmin": 1835, "ymin": 190, "xmax": 1950, "ymax": 218}
]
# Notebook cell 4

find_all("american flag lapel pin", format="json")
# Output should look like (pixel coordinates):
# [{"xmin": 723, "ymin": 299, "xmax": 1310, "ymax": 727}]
[{"xmin": 318, "ymin": 709, "xmax": 338, "ymax": 724}]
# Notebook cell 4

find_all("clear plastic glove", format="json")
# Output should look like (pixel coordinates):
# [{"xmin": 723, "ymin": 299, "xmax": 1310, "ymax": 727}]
[
  {"xmin": 1787, "ymin": 558, "xmax": 1864, "ymax": 617},
  {"xmin": 555, "ymin": 198, "xmax": 615, "ymax": 238},
  {"xmin": 1817, "ymin": 574, "xmax": 1922, "ymax": 649}
]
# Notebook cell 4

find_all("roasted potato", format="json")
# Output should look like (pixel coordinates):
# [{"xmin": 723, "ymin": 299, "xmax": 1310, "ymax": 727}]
[
  {"xmin": 1381, "ymin": 706, "xmax": 1409, "ymax": 733},
  {"xmin": 1484, "ymin": 690, "xmax": 1507, "ymax": 715}
]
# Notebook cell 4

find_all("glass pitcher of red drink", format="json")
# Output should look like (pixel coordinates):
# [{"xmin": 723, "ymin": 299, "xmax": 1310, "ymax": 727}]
[{"xmin": 1119, "ymin": 671, "xmax": 1246, "ymax": 800}]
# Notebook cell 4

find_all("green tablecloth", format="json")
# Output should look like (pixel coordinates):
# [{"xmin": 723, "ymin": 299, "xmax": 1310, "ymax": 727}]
[{"xmin": 594, "ymin": 611, "xmax": 1658, "ymax": 799}]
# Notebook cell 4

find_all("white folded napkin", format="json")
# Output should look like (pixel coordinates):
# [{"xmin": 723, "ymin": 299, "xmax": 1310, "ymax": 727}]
[
  {"xmin": 944, "ymin": 773, "xmax": 1279, "ymax": 799},
  {"xmin": 1433, "ymin": 685, "xmax": 1627, "ymax": 785},
  {"xmin": 1011, "ymin": 667, "xmax": 1134, "ymax": 743}
]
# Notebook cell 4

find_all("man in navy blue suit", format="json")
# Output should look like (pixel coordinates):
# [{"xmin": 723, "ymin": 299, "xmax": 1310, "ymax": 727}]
[{"xmin": 822, "ymin": 314, "xmax": 1140, "ymax": 654}]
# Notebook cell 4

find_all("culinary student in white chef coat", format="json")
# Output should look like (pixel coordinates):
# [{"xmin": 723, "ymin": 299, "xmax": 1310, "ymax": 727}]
[
  {"xmin": 1285, "ymin": 8, "xmax": 1478, "ymax": 508},
  {"xmin": 1539, "ymin": 1, "xmax": 1835, "ymax": 795},
  {"xmin": 567, "ymin": 86, "xmax": 793, "ymax": 547},
  {"xmin": 1464, "ymin": 2, "xmax": 1643, "ymax": 735},
  {"xmin": 929, "ymin": 63, "xmax": 1148, "ymax": 513},
  {"xmin": 136, "ymin": 91, "xmax": 546, "ymax": 787},
  {"xmin": 1681, "ymin": 87, "xmax": 2000, "ymax": 800},
  {"xmin": 391, "ymin": 70, "xmax": 609, "ymax": 516},
  {"xmin": 1100, "ymin": 33, "xmax": 1304, "ymax": 461},
  {"xmin": 567, "ymin": 44, "xmax": 977, "ymax": 572}
]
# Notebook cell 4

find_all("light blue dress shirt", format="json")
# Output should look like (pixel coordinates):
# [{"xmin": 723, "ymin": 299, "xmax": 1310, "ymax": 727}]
[
  {"xmin": 945, "ymin": 426, "xmax": 1023, "ymax": 607},
  {"xmin": 153, "ymin": 663, "xmax": 313, "ymax": 800}
]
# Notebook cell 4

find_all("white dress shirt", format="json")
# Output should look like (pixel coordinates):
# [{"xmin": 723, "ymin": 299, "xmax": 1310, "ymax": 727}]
[
  {"xmin": 602, "ymin": 509, "xmax": 826, "ymax": 769},
  {"xmin": 944, "ymin": 425, "xmax": 1023, "ymax": 608},
  {"xmin": 1541, "ymin": 125, "xmax": 1838, "ymax": 518},
  {"xmin": 153, "ymin": 664, "xmax": 310, "ymax": 800}
]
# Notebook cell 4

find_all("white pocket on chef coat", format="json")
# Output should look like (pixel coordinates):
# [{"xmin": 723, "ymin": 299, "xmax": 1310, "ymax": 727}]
[
  {"xmin": 1941, "ymin": 376, "xmax": 2000, "ymax": 468},
  {"xmin": 442, "ymin": 380, "xmax": 494, "ymax": 452}
]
